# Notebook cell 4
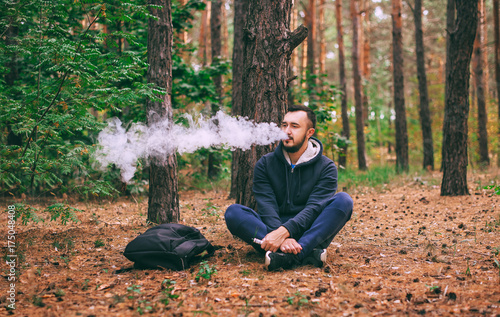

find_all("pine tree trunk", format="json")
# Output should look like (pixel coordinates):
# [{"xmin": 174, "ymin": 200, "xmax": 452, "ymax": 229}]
[
  {"xmin": 318, "ymin": 0, "xmax": 326, "ymax": 76},
  {"xmin": 361, "ymin": 0, "xmax": 369, "ymax": 125},
  {"xmin": 351, "ymin": 0, "xmax": 367, "ymax": 170},
  {"xmin": 229, "ymin": 0, "xmax": 248, "ymax": 198},
  {"xmin": 473, "ymin": 0, "xmax": 490, "ymax": 167},
  {"xmin": 441, "ymin": 0, "xmax": 478, "ymax": 196},
  {"xmin": 337, "ymin": 0, "xmax": 350, "ymax": 168},
  {"xmin": 445, "ymin": 0, "xmax": 455, "ymax": 97},
  {"xmin": 494, "ymin": 0, "xmax": 500, "ymax": 167},
  {"xmin": 208, "ymin": 0, "xmax": 223, "ymax": 179},
  {"xmin": 146, "ymin": 0, "xmax": 180, "ymax": 223},
  {"xmin": 306, "ymin": 0, "xmax": 316, "ymax": 92},
  {"xmin": 234, "ymin": 0, "xmax": 308, "ymax": 208},
  {"xmin": 391, "ymin": 0, "xmax": 409, "ymax": 172},
  {"xmin": 414, "ymin": 0, "xmax": 434, "ymax": 171},
  {"xmin": 222, "ymin": 3, "xmax": 229, "ymax": 59},
  {"xmin": 288, "ymin": 7, "xmax": 299, "ymax": 107}
]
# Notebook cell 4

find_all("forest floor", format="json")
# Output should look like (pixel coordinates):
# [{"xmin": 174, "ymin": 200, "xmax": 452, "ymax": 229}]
[{"xmin": 1, "ymin": 171, "xmax": 500, "ymax": 316}]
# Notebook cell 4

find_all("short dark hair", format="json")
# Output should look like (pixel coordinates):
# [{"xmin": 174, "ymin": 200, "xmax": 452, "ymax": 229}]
[{"xmin": 287, "ymin": 105, "xmax": 316, "ymax": 129}]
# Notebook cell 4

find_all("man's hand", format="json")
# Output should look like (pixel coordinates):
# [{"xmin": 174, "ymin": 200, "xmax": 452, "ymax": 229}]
[
  {"xmin": 261, "ymin": 226, "xmax": 290, "ymax": 252},
  {"xmin": 280, "ymin": 238, "xmax": 302, "ymax": 254}
]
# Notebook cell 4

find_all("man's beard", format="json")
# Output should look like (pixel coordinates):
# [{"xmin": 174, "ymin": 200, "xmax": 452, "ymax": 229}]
[{"xmin": 283, "ymin": 134, "xmax": 307, "ymax": 153}]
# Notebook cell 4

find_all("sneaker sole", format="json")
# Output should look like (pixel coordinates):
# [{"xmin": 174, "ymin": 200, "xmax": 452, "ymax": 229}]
[{"xmin": 264, "ymin": 251, "xmax": 272, "ymax": 270}]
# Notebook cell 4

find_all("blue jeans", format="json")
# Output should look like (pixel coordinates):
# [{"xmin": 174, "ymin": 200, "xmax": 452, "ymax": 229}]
[{"xmin": 224, "ymin": 192, "xmax": 353, "ymax": 261}]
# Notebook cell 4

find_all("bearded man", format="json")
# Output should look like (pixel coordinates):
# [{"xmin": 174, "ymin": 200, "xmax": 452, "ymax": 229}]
[{"xmin": 224, "ymin": 105, "xmax": 353, "ymax": 271}]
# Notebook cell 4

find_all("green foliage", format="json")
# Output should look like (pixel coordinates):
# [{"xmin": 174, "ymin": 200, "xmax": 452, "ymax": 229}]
[
  {"xmin": 161, "ymin": 279, "xmax": 180, "ymax": 305},
  {"xmin": 0, "ymin": 0, "xmax": 157, "ymax": 198},
  {"xmin": 338, "ymin": 165, "xmax": 399, "ymax": 190},
  {"xmin": 9, "ymin": 203, "xmax": 42, "ymax": 225},
  {"xmin": 94, "ymin": 239, "xmax": 105, "ymax": 248},
  {"xmin": 45, "ymin": 203, "xmax": 82, "ymax": 225},
  {"xmin": 195, "ymin": 261, "xmax": 217, "ymax": 282},
  {"xmin": 286, "ymin": 291, "xmax": 310, "ymax": 307},
  {"xmin": 484, "ymin": 184, "xmax": 500, "ymax": 195}
]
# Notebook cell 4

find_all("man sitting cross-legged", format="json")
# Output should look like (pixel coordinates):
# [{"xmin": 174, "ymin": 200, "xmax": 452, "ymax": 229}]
[{"xmin": 225, "ymin": 105, "xmax": 353, "ymax": 271}]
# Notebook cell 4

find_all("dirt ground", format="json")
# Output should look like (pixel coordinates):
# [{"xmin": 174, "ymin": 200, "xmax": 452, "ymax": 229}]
[{"xmin": 1, "ymin": 172, "xmax": 500, "ymax": 316}]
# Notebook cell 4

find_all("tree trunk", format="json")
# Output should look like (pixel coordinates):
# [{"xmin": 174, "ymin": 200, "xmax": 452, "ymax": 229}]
[
  {"xmin": 222, "ymin": 3, "xmax": 229, "ymax": 59},
  {"xmin": 198, "ymin": 1, "xmax": 211, "ymax": 65},
  {"xmin": 229, "ymin": 0, "xmax": 248, "ymax": 198},
  {"xmin": 337, "ymin": 0, "xmax": 350, "ymax": 168},
  {"xmin": 351, "ymin": 0, "xmax": 367, "ymax": 170},
  {"xmin": 391, "ymin": 0, "xmax": 409, "ymax": 172},
  {"xmin": 494, "ymin": 0, "xmax": 500, "ymax": 167},
  {"xmin": 288, "ymin": 7, "xmax": 299, "ymax": 107},
  {"xmin": 361, "ymin": 0, "xmax": 370, "ymax": 125},
  {"xmin": 234, "ymin": 0, "xmax": 308, "ymax": 208},
  {"xmin": 445, "ymin": 0, "xmax": 455, "ymax": 97},
  {"xmin": 146, "ymin": 0, "xmax": 180, "ymax": 223},
  {"xmin": 414, "ymin": 0, "xmax": 434, "ymax": 171},
  {"xmin": 473, "ymin": 0, "xmax": 489, "ymax": 167},
  {"xmin": 441, "ymin": 0, "xmax": 478, "ymax": 196},
  {"xmin": 306, "ymin": 0, "xmax": 317, "ymax": 92},
  {"xmin": 208, "ymin": 0, "xmax": 223, "ymax": 179},
  {"xmin": 318, "ymin": 0, "xmax": 326, "ymax": 76}
]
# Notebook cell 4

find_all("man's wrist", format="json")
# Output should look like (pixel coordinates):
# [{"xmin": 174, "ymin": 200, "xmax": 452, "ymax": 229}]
[{"xmin": 277, "ymin": 226, "xmax": 290, "ymax": 238}]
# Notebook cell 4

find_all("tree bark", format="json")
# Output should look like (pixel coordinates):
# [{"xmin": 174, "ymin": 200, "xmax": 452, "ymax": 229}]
[
  {"xmin": 473, "ymin": 0, "xmax": 489, "ymax": 167},
  {"xmin": 288, "ymin": 7, "xmax": 299, "ymax": 107},
  {"xmin": 351, "ymin": 0, "xmax": 367, "ymax": 170},
  {"xmin": 146, "ymin": 0, "xmax": 180, "ymax": 223},
  {"xmin": 337, "ymin": 0, "xmax": 350, "ymax": 168},
  {"xmin": 361, "ymin": 0, "xmax": 370, "ymax": 125},
  {"xmin": 391, "ymin": 0, "xmax": 409, "ymax": 172},
  {"xmin": 306, "ymin": 0, "xmax": 317, "ymax": 92},
  {"xmin": 208, "ymin": 0, "xmax": 223, "ymax": 179},
  {"xmin": 413, "ymin": 0, "xmax": 434, "ymax": 171},
  {"xmin": 494, "ymin": 0, "xmax": 500, "ymax": 167},
  {"xmin": 234, "ymin": 0, "xmax": 308, "ymax": 208},
  {"xmin": 318, "ymin": 0, "xmax": 326, "ymax": 76},
  {"xmin": 229, "ymin": 0, "xmax": 248, "ymax": 198},
  {"xmin": 441, "ymin": 0, "xmax": 478, "ymax": 196},
  {"xmin": 198, "ymin": 1, "xmax": 211, "ymax": 65},
  {"xmin": 445, "ymin": 0, "xmax": 455, "ymax": 98}
]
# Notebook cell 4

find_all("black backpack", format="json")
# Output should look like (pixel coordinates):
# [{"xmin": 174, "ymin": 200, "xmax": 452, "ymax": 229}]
[{"xmin": 123, "ymin": 223, "xmax": 215, "ymax": 270}]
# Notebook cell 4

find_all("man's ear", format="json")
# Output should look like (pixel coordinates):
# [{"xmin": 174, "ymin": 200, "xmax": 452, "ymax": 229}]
[{"xmin": 306, "ymin": 128, "xmax": 315, "ymax": 139}]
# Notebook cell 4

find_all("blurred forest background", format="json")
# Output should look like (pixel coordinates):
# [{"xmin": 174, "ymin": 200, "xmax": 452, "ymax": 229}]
[{"xmin": 1, "ymin": 0, "xmax": 499, "ymax": 218}]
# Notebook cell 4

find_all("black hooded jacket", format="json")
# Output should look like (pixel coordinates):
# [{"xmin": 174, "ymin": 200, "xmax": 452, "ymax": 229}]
[{"xmin": 252, "ymin": 137, "xmax": 338, "ymax": 239}]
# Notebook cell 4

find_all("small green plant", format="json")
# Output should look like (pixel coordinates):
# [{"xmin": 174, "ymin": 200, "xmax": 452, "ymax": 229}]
[
  {"xmin": 425, "ymin": 284, "xmax": 441, "ymax": 294},
  {"xmin": 195, "ymin": 261, "xmax": 217, "ymax": 282},
  {"xmin": 54, "ymin": 288, "xmax": 65, "ymax": 298},
  {"xmin": 81, "ymin": 279, "xmax": 90, "ymax": 291},
  {"xmin": 136, "ymin": 299, "xmax": 153, "ymax": 315},
  {"xmin": 286, "ymin": 291, "xmax": 310, "ymax": 307},
  {"xmin": 240, "ymin": 269, "xmax": 251, "ymax": 277},
  {"xmin": 201, "ymin": 199, "xmax": 219, "ymax": 217},
  {"xmin": 127, "ymin": 284, "xmax": 142, "ymax": 299},
  {"xmin": 32, "ymin": 295, "xmax": 45, "ymax": 307},
  {"xmin": 9, "ymin": 203, "xmax": 42, "ymax": 225},
  {"xmin": 94, "ymin": 239, "xmax": 105, "ymax": 248},
  {"xmin": 45, "ymin": 203, "xmax": 82, "ymax": 225},
  {"xmin": 160, "ymin": 279, "xmax": 179, "ymax": 305},
  {"xmin": 465, "ymin": 260, "xmax": 472, "ymax": 277},
  {"xmin": 484, "ymin": 184, "xmax": 500, "ymax": 195}
]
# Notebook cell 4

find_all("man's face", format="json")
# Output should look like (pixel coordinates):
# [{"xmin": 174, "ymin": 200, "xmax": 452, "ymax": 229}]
[{"xmin": 281, "ymin": 111, "xmax": 315, "ymax": 153}]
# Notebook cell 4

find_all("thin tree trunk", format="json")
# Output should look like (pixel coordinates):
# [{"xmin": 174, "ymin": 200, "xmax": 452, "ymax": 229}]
[
  {"xmin": 198, "ymin": 1, "xmax": 211, "ymax": 65},
  {"xmin": 301, "ymin": 39, "xmax": 308, "ymax": 89},
  {"xmin": 318, "ymin": 0, "xmax": 326, "ymax": 76},
  {"xmin": 445, "ymin": 0, "xmax": 455, "ymax": 95},
  {"xmin": 146, "ymin": 0, "xmax": 179, "ymax": 223},
  {"xmin": 208, "ymin": 0, "xmax": 223, "ymax": 179},
  {"xmin": 337, "ymin": 0, "xmax": 350, "ymax": 168},
  {"xmin": 351, "ymin": 0, "xmax": 367, "ymax": 170},
  {"xmin": 222, "ymin": 3, "xmax": 229, "ymax": 59},
  {"xmin": 473, "ymin": 0, "xmax": 489, "ymax": 167},
  {"xmin": 361, "ymin": 0, "xmax": 369, "ymax": 125},
  {"xmin": 494, "ymin": 0, "xmax": 500, "ymax": 167},
  {"xmin": 414, "ymin": 0, "xmax": 434, "ymax": 171},
  {"xmin": 229, "ymin": 0, "xmax": 248, "ymax": 198},
  {"xmin": 392, "ymin": 0, "xmax": 409, "ymax": 172},
  {"xmin": 307, "ymin": 0, "xmax": 317, "ymax": 92},
  {"xmin": 234, "ymin": 0, "xmax": 308, "ymax": 208},
  {"xmin": 441, "ymin": 0, "xmax": 478, "ymax": 196}
]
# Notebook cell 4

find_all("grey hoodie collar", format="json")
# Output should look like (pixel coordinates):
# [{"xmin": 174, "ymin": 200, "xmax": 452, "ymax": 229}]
[{"xmin": 282, "ymin": 138, "xmax": 321, "ymax": 166}]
